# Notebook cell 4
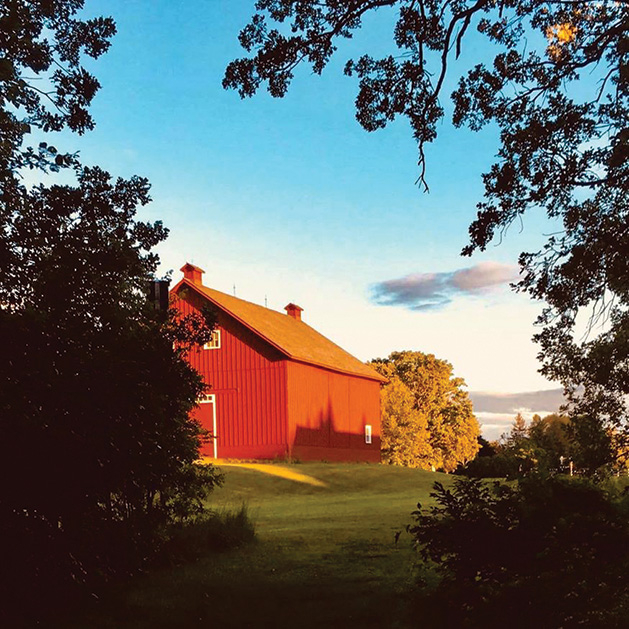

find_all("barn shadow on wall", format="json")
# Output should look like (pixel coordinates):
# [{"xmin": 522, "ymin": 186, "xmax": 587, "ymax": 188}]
[{"xmin": 292, "ymin": 401, "xmax": 381, "ymax": 463}]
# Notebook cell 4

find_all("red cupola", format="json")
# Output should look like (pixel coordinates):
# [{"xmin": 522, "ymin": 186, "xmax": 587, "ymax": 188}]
[
  {"xmin": 180, "ymin": 262, "xmax": 205, "ymax": 285},
  {"xmin": 284, "ymin": 303, "xmax": 303, "ymax": 321}
]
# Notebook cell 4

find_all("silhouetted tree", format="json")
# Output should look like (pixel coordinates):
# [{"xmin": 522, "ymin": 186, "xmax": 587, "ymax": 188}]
[
  {"xmin": 463, "ymin": 411, "xmax": 624, "ymax": 477},
  {"xmin": 476, "ymin": 435, "xmax": 497, "ymax": 458},
  {"xmin": 409, "ymin": 475, "xmax": 629, "ymax": 627},
  {"xmin": 528, "ymin": 412, "xmax": 571, "ymax": 468},
  {"xmin": 0, "ymin": 1, "xmax": 219, "ymax": 619},
  {"xmin": 225, "ymin": 1, "xmax": 629, "ymax": 442},
  {"xmin": 565, "ymin": 413, "xmax": 615, "ymax": 475},
  {"xmin": 503, "ymin": 412, "xmax": 528, "ymax": 447}
]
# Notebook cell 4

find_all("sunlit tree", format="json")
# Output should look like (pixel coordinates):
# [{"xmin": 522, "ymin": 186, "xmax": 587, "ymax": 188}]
[
  {"xmin": 372, "ymin": 351, "xmax": 480, "ymax": 472},
  {"xmin": 380, "ymin": 377, "xmax": 433, "ymax": 468}
]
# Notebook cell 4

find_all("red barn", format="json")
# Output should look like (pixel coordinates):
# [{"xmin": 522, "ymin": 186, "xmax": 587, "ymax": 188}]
[{"xmin": 172, "ymin": 263, "xmax": 385, "ymax": 462}]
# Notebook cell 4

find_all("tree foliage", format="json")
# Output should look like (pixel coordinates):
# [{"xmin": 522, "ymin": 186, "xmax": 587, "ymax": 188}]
[
  {"xmin": 528, "ymin": 412, "xmax": 571, "ymax": 457},
  {"xmin": 409, "ymin": 475, "xmax": 629, "ymax": 627},
  {"xmin": 380, "ymin": 377, "xmax": 432, "ymax": 467},
  {"xmin": 462, "ymin": 411, "xmax": 623, "ymax": 477},
  {"xmin": 225, "ymin": 0, "xmax": 629, "ymax": 438},
  {"xmin": 372, "ymin": 351, "xmax": 480, "ymax": 471},
  {"xmin": 498, "ymin": 412, "xmax": 548, "ymax": 475},
  {"xmin": 0, "ymin": 1, "xmax": 220, "ymax": 619}
]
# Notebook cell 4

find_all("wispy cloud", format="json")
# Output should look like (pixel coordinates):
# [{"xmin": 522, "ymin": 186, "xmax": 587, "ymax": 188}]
[
  {"xmin": 469, "ymin": 388, "xmax": 567, "ymax": 440},
  {"xmin": 469, "ymin": 388, "xmax": 567, "ymax": 414},
  {"xmin": 371, "ymin": 262, "xmax": 519, "ymax": 311}
]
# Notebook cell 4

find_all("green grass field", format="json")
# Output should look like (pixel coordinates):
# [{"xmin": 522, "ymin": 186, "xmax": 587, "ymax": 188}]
[{"xmin": 64, "ymin": 463, "xmax": 453, "ymax": 629}]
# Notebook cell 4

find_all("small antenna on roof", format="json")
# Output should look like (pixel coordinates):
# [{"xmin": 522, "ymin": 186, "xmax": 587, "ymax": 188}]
[
  {"xmin": 233, "ymin": 283, "xmax": 236, "ymax": 296},
  {"xmin": 265, "ymin": 294, "xmax": 268, "ymax": 308}
]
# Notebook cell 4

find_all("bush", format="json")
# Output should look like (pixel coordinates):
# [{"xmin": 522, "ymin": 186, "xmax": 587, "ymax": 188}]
[
  {"xmin": 409, "ymin": 476, "xmax": 629, "ymax": 628},
  {"xmin": 164, "ymin": 504, "xmax": 256, "ymax": 564},
  {"xmin": 0, "ymin": 462, "xmax": 223, "ymax": 626},
  {"xmin": 458, "ymin": 451, "xmax": 520, "ymax": 478}
]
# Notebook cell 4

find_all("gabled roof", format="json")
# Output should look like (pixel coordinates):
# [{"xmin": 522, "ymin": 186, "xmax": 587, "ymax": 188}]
[{"xmin": 173, "ymin": 278, "xmax": 386, "ymax": 383}]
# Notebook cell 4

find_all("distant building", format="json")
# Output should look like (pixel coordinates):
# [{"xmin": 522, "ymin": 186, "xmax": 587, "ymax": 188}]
[{"xmin": 172, "ymin": 263, "xmax": 385, "ymax": 462}]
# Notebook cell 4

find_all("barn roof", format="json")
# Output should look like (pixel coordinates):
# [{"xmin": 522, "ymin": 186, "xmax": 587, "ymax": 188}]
[{"xmin": 173, "ymin": 274, "xmax": 386, "ymax": 383}]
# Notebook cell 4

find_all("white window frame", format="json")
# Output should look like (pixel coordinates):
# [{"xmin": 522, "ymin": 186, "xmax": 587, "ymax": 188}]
[
  {"xmin": 365, "ymin": 424, "xmax": 372, "ymax": 445},
  {"xmin": 198, "ymin": 393, "xmax": 214, "ymax": 404},
  {"xmin": 203, "ymin": 329, "xmax": 221, "ymax": 350}
]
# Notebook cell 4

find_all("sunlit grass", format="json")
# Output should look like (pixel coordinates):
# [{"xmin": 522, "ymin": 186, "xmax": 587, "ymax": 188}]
[
  {"xmin": 216, "ymin": 461, "xmax": 328, "ymax": 487},
  {"xmin": 61, "ymin": 463, "xmax": 453, "ymax": 629}
]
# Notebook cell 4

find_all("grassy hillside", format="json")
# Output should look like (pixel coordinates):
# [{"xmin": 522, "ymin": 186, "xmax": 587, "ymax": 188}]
[{"xmin": 63, "ymin": 463, "xmax": 452, "ymax": 629}]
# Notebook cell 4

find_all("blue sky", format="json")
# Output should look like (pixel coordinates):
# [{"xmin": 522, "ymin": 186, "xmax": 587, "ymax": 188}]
[{"xmin": 46, "ymin": 1, "xmax": 567, "ymax": 436}]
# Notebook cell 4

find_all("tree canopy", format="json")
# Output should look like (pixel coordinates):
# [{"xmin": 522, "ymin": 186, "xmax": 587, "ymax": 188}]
[
  {"xmin": 379, "ymin": 377, "xmax": 432, "ymax": 467},
  {"xmin": 225, "ymin": 1, "xmax": 629, "ymax": 440},
  {"xmin": 371, "ymin": 351, "xmax": 480, "ymax": 471},
  {"xmin": 0, "ymin": 1, "xmax": 218, "ymax": 618},
  {"xmin": 461, "ymin": 410, "xmax": 625, "ymax": 477}
]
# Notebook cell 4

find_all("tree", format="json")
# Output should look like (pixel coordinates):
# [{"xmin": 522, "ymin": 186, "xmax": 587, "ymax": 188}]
[
  {"xmin": 504, "ymin": 410, "xmax": 621, "ymax": 474},
  {"xmin": 371, "ymin": 351, "xmax": 480, "ymax": 471},
  {"xmin": 529, "ymin": 413, "xmax": 570, "ymax": 453},
  {"xmin": 380, "ymin": 376, "xmax": 432, "ymax": 467},
  {"xmin": 463, "ymin": 410, "xmax": 626, "ymax": 477},
  {"xmin": 565, "ymin": 413, "xmax": 615, "ymax": 474},
  {"xmin": 501, "ymin": 412, "xmax": 551, "ymax": 474},
  {"xmin": 0, "ymin": 1, "xmax": 219, "ymax": 618},
  {"xmin": 225, "ymin": 1, "xmax": 629, "ymax": 441},
  {"xmin": 503, "ymin": 412, "xmax": 528, "ymax": 447},
  {"xmin": 528, "ymin": 412, "xmax": 571, "ymax": 467}
]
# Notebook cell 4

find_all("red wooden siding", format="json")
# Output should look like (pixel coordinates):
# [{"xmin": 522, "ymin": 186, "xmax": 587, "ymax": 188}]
[
  {"xmin": 174, "ymin": 280, "xmax": 382, "ymax": 462},
  {"xmin": 176, "ymin": 292, "xmax": 289, "ymax": 459},
  {"xmin": 286, "ymin": 362, "xmax": 381, "ymax": 462}
]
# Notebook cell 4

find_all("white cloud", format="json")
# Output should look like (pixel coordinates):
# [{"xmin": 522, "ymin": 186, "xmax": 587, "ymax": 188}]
[{"xmin": 371, "ymin": 262, "xmax": 519, "ymax": 310}]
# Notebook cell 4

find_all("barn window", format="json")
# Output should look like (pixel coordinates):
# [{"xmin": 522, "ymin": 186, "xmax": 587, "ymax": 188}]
[
  {"xmin": 365, "ymin": 425, "xmax": 372, "ymax": 444},
  {"xmin": 203, "ymin": 329, "xmax": 221, "ymax": 350}
]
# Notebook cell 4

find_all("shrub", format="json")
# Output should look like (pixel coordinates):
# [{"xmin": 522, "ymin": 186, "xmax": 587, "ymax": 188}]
[
  {"xmin": 164, "ymin": 504, "xmax": 256, "ymax": 564},
  {"xmin": 409, "ymin": 476, "xmax": 629, "ymax": 628},
  {"xmin": 0, "ymin": 462, "xmax": 223, "ymax": 626},
  {"xmin": 458, "ymin": 450, "xmax": 520, "ymax": 478}
]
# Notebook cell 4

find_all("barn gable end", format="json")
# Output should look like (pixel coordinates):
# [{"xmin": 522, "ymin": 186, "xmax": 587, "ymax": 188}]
[{"xmin": 174, "ymin": 287, "xmax": 290, "ymax": 460}]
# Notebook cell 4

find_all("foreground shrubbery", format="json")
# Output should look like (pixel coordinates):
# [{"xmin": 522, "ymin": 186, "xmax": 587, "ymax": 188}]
[
  {"xmin": 1, "ymin": 462, "xmax": 224, "ymax": 625},
  {"xmin": 410, "ymin": 475, "xmax": 629, "ymax": 628},
  {"xmin": 164, "ymin": 504, "xmax": 257, "ymax": 564}
]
